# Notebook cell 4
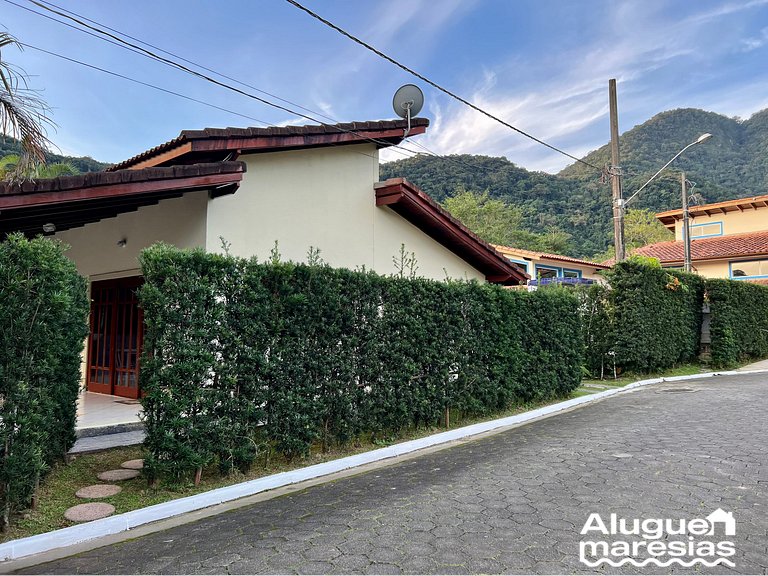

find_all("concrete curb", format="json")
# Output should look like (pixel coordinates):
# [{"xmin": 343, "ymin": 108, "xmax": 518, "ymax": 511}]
[{"xmin": 2, "ymin": 368, "xmax": 766, "ymax": 563}]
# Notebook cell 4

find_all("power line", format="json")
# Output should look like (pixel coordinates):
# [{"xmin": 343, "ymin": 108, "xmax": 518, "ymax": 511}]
[
  {"xmin": 284, "ymin": 0, "xmax": 603, "ymax": 173},
  {"xmin": 8, "ymin": 0, "xmax": 420, "ymax": 159},
  {"xmin": 14, "ymin": 0, "xmax": 574, "ymax": 180},
  {"xmin": 11, "ymin": 0, "xmax": 503, "ymax": 172}
]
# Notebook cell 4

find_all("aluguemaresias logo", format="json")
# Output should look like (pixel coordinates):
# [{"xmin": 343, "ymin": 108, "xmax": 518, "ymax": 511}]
[{"xmin": 579, "ymin": 508, "xmax": 736, "ymax": 568}]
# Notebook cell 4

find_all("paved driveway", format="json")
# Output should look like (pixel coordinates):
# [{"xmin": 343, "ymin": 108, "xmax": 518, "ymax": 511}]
[{"xmin": 19, "ymin": 373, "xmax": 768, "ymax": 574}]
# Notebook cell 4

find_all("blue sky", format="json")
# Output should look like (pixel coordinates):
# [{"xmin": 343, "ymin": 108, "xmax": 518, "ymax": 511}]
[{"xmin": 2, "ymin": 0, "xmax": 768, "ymax": 172}]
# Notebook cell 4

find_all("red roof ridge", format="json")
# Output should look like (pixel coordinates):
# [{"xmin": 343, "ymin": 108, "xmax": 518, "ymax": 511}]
[
  {"xmin": 109, "ymin": 118, "xmax": 429, "ymax": 172},
  {"xmin": 493, "ymin": 243, "xmax": 610, "ymax": 269},
  {"xmin": 632, "ymin": 229, "xmax": 768, "ymax": 263}
]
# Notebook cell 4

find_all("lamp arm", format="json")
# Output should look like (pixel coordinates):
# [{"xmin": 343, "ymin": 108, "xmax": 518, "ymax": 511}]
[{"xmin": 624, "ymin": 141, "xmax": 697, "ymax": 206}]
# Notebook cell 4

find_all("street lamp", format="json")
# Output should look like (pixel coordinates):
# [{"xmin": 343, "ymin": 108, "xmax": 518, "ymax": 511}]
[{"xmin": 618, "ymin": 133, "xmax": 713, "ymax": 270}]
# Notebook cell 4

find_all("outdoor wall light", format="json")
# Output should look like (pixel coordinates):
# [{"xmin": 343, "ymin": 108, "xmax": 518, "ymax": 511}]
[
  {"xmin": 42, "ymin": 222, "xmax": 56, "ymax": 234},
  {"xmin": 117, "ymin": 238, "xmax": 127, "ymax": 248}
]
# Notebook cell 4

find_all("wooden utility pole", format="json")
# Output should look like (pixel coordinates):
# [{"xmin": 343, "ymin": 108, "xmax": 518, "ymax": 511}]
[
  {"xmin": 682, "ymin": 171, "xmax": 692, "ymax": 272},
  {"xmin": 609, "ymin": 79, "xmax": 625, "ymax": 261}
]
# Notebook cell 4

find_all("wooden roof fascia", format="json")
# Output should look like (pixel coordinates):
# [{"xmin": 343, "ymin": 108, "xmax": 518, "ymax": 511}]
[
  {"xmin": 0, "ymin": 172, "xmax": 241, "ymax": 211},
  {"xmin": 375, "ymin": 179, "xmax": 528, "ymax": 285},
  {"xmin": 189, "ymin": 125, "xmax": 427, "ymax": 155},
  {"xmin": 126, "ymin": 142, "xmax": 193, "ymax": 170}
]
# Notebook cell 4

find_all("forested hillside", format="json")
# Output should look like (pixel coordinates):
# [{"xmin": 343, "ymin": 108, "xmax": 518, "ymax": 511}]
[
  {"xmin": 382, "ymin": 108, "xmax": 768, "ymax": 258},
  {"xmin": 0, "ymin": 137, "xmax": 110, "ymax": 173}
]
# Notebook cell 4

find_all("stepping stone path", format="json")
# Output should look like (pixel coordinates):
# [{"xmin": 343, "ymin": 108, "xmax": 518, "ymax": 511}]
[
  {"xmin": 98, "ymin": 468, "xmax": 140, "ymax": 481},
  {"xmin": 76, "ymin": 484, "xmax": 122, "ymax": 499},
  {"xmin": 64, "ymin": 502, "xmax": 115, "ymax": 522},
  {"xmin": 65, "ymin": 459, "xmax": 143, "ymax": 523}
]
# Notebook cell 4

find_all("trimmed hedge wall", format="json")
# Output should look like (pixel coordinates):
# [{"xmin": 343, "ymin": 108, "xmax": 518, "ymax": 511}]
[
  {"xmin": 139, "ymin": 244, "xmax": 582, "ymax": 485},
  {"xmin": 0, "ymin": 234, "xmax": 88, "ymax": 529},
  {"xmin": 580, "ymin": 257, "xmax": 705, "ymax": 376},
  {"xmin": 707, "ymin": 279, "xmax": 768, "ymax": 367}
]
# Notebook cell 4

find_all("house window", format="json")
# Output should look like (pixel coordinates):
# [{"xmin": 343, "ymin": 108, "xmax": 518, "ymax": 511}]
[
  {"xmin": 506, "ymin": 257, "xmax": 529, "ymax": 274},
  {"xmin": 731, "ymin": 259, "xmax": 768, "ymax": 279},
  {"xmin": 689, "ymin": 222, "xmax": 723, "ymax": 239},
  {"xmin": 536, "ymin": 266, "xmax": 559, "ymax": 279},
  {"xmin": 563, "ymin": 269, "xmax": 581, "ymax": 279}
]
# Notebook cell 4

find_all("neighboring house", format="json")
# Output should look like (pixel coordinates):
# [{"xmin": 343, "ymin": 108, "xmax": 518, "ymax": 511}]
[
  {"xmin": 493, "ymin": 244, "xmax": 609, "ymax": 286},
  {"xmin": 0, "ymin": 118, "xmax": 526, "ymax": 399},
  {"xmin": 632, "ymin": 194, "xmax": 768, "ymax": 282}
]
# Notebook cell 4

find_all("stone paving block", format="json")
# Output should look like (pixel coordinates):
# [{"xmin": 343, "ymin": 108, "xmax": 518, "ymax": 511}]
[
  {"xmin": 19, "ymin": 373, "xmax": 768, "ymax": 575},
  {"xmin": 120, "ymin": 459, "xmax": 144, "ymax": 470},
  {"xmin": 64, "ymin": 502, "xmax": 115, "ymax": 522},
  {"xmin": 75, "ymin": 484, "xmax": 122, "ymax": 499},
  {"xmin": 97, "ymin": 468, "xmax": 140, "ymax": 481}
]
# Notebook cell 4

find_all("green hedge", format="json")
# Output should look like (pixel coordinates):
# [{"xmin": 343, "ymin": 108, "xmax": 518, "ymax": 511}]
[
  {"xmin": 0, "ymin": 234, "xmax": 88, "ymax": 528},
  {"xmin": 707, "ymin": 279, "xmax": 768, "ymax": 367},
  {"xmin": 139, "ymin": 244, "xmax": 583, "ymax": 485},
  {"xmin": 579, "ymin": 257, "xmax": 705, "ymax": 376}
]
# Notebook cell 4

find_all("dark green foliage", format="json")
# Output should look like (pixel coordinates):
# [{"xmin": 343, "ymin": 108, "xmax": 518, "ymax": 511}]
[
  {"xmin": 706, "ymin": 279, "xmax": 768, "ymax": 367},
  {"xmin": 578, "ymin": 283, "xmax": 615, "ymax": 378},
  {"xmin": 609, "ymin": 259, "xmax": 704, "ymax": 372},
  {"xmin": 579, "ymin": 258, "xmax": 704, "ymax": 376},
  {"xmin": 0, "ymin": 234, "xmax": 88, "ymax": 527},
  {"xmin": 382, "ymin": 107, "xmax": 768, "ymax": 258},
  {"xmin": 0, "ymin": 136, "xmax": 110, "ymax": 173},
  {"xmin": 139, "ymin": 244, "xmax": 583, "ymax": 485}
]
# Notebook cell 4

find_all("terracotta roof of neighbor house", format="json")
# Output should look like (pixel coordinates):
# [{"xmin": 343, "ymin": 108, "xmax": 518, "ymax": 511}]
[
  {"xmin": 627, "ymin": 230, "xmax": 768, "ymax": 263},
  {"xmin": 493, "ymin": 245, "xmax": 610, "ymax": 269},
  {"xmin": 0, "ymin": 162, "xmax": 246, "ymax": 236},
  {"xmin": 657, "ymin": 193, "xmax": 768, "ymax": 229},
  {"xmin": 375, "ymin": 178, "xmax": 529, "ymax": 285},
  {"xmin": 109, "ymin": 118, "xmax": 429, "ymax": 172}
]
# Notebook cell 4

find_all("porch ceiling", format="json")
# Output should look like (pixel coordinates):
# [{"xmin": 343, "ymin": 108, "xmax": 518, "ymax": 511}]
[{"xmin": 0, "ymin": 162, "xmax": 245, "ymax": 237}]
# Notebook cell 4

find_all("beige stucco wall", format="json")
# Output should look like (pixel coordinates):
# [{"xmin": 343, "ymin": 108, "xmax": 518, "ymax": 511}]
[
  {"xmin": 673, "ymin": 207, "xmax": 768, "ymax": 240},
  {"xmin": 690, "ymin": 259, "xmax": 730, "ymax": 279},
  {"xmin": 205, "ymin": 144, "xmax": 485, "ymax": 282},
  {"xmin": 54, "ymin": 191, "xmax": 208, "ymax": 280}
]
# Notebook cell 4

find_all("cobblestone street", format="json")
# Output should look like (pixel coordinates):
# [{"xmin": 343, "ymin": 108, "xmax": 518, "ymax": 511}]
[{"xmin": 19, "ymin": 373, "xmax": 768, "ymax": 574}]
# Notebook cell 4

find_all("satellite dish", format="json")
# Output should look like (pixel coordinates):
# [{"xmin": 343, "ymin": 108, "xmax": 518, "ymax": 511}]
[
  {"xmin": 392, "ymin": 84, "xmax": 424, "ymax": 118},
  {"xmin": 392, "ymin": 84, "xmax": 424, "ymax": 137}
]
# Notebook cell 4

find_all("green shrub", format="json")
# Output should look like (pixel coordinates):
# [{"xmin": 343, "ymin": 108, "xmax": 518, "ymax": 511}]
[
  {"xmin": 609, "ymin": 259, "xmax": 704, "ymax": 372},
  {"xmin": 579, "ymin": 257, "xmax": 704, "ymax": 376},
  {"xmin": 707, "ymin": 279, "xmax": 768, "ymax": 367},
  {"xmin": 0, "ymin": 234, "xmax": 88, "ymax": 528},
  {"xmin": 139, "ymin": 244, "xmax": 583, "ymax": 485}
]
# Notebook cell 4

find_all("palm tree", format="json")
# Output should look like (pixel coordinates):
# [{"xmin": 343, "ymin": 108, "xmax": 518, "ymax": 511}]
[
  {"xmin": 0, "ymin": 154, "xmax": 77, "ymax": 179},
  {"xmin": 0, "ymin": 33, "xmax": 54, "ymax": 181}
]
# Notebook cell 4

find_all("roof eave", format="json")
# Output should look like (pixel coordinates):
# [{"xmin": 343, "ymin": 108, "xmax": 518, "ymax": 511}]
[{"xmin": 375, "ymin": 179, "xmax": 528, "ymax": 285}]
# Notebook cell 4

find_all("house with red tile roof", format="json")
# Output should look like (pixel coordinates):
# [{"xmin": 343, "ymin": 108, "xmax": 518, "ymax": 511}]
[
  {"xmin": 630, "ymin": 194, "xmax": 768, "ymax": 281},
  {"xmin": 0, "ymin": 118, "xmax": 526, "ymax": 399},
  {"xmin": 493, "ymin": 244, "xmax": 609, "ymax": 286}
]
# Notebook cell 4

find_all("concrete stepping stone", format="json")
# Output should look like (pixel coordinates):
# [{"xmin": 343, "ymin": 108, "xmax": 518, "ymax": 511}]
[
  {"xmin": 76, "ymin": 484, "xmax": 122, "ymax": 499},
  {"xmin": 121, "ymin": 459, "xmax": 144, "ymax": 470},
  {"xmin": 64, "ymin": 502, "xmax": 115, "ymax": 522},
  {"xmin": 97, "ymin": 469, "xmax": 140, "ymax": 482}
]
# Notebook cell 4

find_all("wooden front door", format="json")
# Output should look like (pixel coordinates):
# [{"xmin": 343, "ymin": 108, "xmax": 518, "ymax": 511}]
[{"xmin": 87, "ymin": 277, "xmax": 143, "ymax": 399}]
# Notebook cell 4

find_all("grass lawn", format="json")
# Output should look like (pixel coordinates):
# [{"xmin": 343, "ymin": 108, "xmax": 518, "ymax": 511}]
[{"xmin": 0, "ymin": 360, "xmax": 737, "ymax": 543}]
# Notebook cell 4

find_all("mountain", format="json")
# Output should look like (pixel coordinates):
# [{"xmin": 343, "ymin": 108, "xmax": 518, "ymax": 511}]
[
  {"xmin": 0, "ymin": 137, "xmax": 110, "ymax": 173},
  {"xmin": 381, "ymin": 108, "xmax": 768, "ymax": 258}
]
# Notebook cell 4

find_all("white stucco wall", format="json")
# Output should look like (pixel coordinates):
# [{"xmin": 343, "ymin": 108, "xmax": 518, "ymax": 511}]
[
  {"xmin": 205, "ymin": 144, "xmax": 485, "ymax": 282},
  {"xmin": 54, "ymin": 191, "xmax": 208, "ymax": 280}
]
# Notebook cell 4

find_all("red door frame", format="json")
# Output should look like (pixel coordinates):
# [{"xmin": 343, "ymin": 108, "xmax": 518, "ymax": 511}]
[{"xmin": 86, "ymin": 277, "xmax": 144, "ymax": 399}]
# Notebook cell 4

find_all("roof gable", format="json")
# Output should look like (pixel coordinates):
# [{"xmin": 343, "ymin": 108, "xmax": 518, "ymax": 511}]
[
  {"xmin": 375, "ymin": 179, "xmax": 528, "ymax": 285},
  {"xmin": 109, "ymin": 118, "xmax": 429, "ymax": 172}
]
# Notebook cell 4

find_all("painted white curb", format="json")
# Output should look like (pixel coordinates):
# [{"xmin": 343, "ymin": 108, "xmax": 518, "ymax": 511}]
[{"xmin": 2, "ymin": 368, "xmax": 767, "ymax": 562}]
